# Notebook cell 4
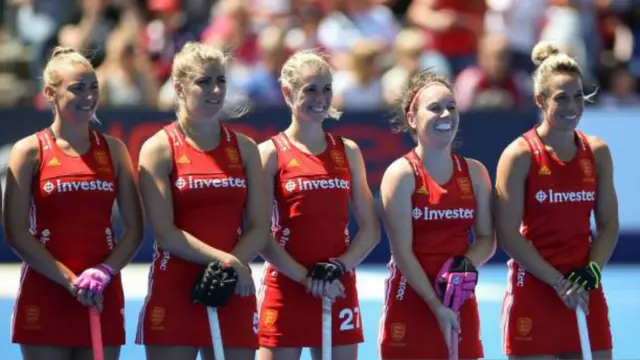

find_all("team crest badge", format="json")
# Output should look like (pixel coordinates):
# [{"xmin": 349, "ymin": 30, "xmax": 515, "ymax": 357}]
[
  {"xmin": 225, "ymin": 147, "xmax": 240, "ymax": 164},
  {"xmin": 262, "ymin": 309, "xmax": 278, "ymax": 327},
  {"xmin": 330, "ymin": 149, "xmax": 345, "ymax": 167},
  {"xmin": 457, "ymin": 178, "xmax": 472, "ymax": 198},
  {"xmin": 93, "ymin": 150, "xmax": 109, "ymax": 167},
  {"xmin": 150, "ymin": 306, "xmax": 165, "ymax": 327},
  {"xmin": 390, "ymin": 322, "xmax": 406, "ymax": 342},
  {"xmin": 25, "ymin": 305, "xmax": 40, "ymax": 325},
  {"xmin": 517, "ymin": 317, "xmax": 532, "ymax": 336},
  {"xmin": 580, "ymin": 159, "xmax": 594, "ymax": 180}
]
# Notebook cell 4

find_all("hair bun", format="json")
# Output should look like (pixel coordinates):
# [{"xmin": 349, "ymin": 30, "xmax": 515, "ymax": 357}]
[
  {"xmin": 51, "ymin": 46, "xmax": 78, "ymax": 58},
  {"xmin": 531, "ymin": 41, "xmax": 561, "ymax": 66}
]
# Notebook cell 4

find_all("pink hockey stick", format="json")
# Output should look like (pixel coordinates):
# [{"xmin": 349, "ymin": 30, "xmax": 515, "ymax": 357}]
[{"xmin": 89, "ymin": 307, "xmax": 104, "ymax": 360}]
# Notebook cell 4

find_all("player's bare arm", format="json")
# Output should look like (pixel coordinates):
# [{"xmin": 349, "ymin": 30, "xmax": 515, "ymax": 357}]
[
  {"xmin": 138, "ymin": 131, "xmax": 241, "ymax": 266},
  {"xmin": 380, "ymin": 158, "xmax": 440, "ymax": 309},
  {"xmin": 3, "ymin": 135, "xmax": 78, "ymax": 293},
  {"xmin": 101, "ymin": 135, "xmax": 144, "ymax": 271},
  {"xmin": 464, "ymin": 158, "xmax": 496, "ymax": 267},
  {"xmin": 588, "ymin": 137, "xmax": 619, "ymax": 269},
  {"xmin": 333, "ymin": 138, "xmax": 380, "ymax": 270},
  {"xmin": 257, "ymin": 140, "xmax": 308, "ymax": 284},
  {"xmin": 495, "ymin": 138, "xmax": 563, "ymax": 286},
  {"xmin": 229, "ymin": 133, "xmax": 270, "ymax": 264}
]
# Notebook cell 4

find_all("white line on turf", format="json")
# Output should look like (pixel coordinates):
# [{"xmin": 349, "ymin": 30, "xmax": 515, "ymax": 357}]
[{"xmin": 0, "ymin": 264, "xmax": 507, "ymax": 302}]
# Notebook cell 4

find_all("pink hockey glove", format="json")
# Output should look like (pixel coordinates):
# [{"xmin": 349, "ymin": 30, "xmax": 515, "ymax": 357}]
[
  {"xmin": 435, "ymin": 256, "xmax": 478, "ymax": 312},
  {"xmin": 74, "ymin": 264, "xmax": 117, "ymax": 294}
]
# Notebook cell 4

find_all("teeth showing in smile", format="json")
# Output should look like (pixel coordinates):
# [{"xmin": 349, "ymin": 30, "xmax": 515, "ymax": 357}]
[
  {"xmin": 206, "ymin": 100, "xmax": 220, "ymax": 104},
  {"xmin": 80, "ymin": 105, "xmax": 93, "ymax": 111},
  {"xmin": 435, "ymin": 123, "xmax": 452, "ymax": 131},
  {"xmin": 564, "ymin": 114, "xmax": 578, "ymax": 120},
  {"xmin": 311, "ymin": 106, "xmax": 325, "ymax": 113}
]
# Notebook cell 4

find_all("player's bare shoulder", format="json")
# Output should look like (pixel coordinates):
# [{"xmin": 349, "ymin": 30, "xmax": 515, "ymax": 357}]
[
  {"xmin": 583, "ymin": 134, "xmax": 612, "ymax": 172},
  {"xmin": 234, "ymin": 132, "xmax": 258, "ymax": 149},
  {"xmin": 463, "ymin": 157, "xmax": 491, "ymax": 188},
  {"xmin": 11, "ymin": 134, "xmax": 41, "ymax": 168},
  {"xmin": 340, "ymin": 137, "xmax": 361, "ymax": 154},
  {"xmin": 381, "ymin": 156, "xmax": 415, "ymax": 195},
  {"xmin": 103, "ymin": 134, "xmax": 127, "ymax": 150},
  {"xmin": 138, "ymin": 129, "xmax": 173, "ymax": 172},
  {"xmin": 584, "ymin": 134, "xmax": 610, "ymax": 158},
  {"xmin": 340, "ymin": 137, "xmax": 364, "ymax": 166},
  {"xmin": 257, "ymin": 137, "xmax": 278, "ymax": 171},
  {"xmin": 498, "ymin": 136, "xmax": 532, "ymax": 175}
]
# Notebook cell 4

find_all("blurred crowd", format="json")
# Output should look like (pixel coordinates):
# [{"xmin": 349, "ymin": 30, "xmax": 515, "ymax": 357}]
[{"xmin": 1, "ymin": 0, "xmax": 640, "ymax": 112}]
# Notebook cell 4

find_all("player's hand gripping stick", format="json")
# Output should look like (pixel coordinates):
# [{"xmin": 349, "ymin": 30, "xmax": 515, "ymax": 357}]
[
  {"xmin": 192, "ymin": 262, "xmax": 239, "ymax": 360},
  {"xmin": 436, "ymin": 257, "xmax": 478, "ymax": 360}
]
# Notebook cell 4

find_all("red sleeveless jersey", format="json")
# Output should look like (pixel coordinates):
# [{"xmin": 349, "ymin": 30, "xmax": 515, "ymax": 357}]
[
  {"xmin": 264, "ymin": 132, "xmax": 351, "ymax": 286},
  {"xmin": 32, "ymin": 128, "xmax": 117, "ymax": 271},
  {"xmin": 404, "ymin": 150, "xmax": 475, "ymax": 276},
  {"xmin": 12, "ymin": 128, "xmax": 124, "ymax": 347},
  {"xmin": 520, "ymin": 129, "xmax": 597, "ymax": 272},
  {"xmin": 154, "ymin": 122, "xmax": 247, "ymax": 275},
  {"xmin": 379, "ymin": 151, "xmax": 483, "ymax": 359}
]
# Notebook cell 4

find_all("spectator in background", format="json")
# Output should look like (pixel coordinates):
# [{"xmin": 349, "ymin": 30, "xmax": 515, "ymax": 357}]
[
  {"xmin": 407, "ymin": 0, "xmax": 486, "ymax": 76},
  {"xmin": 97, "ymin": 28, "xmax": 159, "ymax": 107},
  {"xmin": 382, "ymin": 27, "xmax": 451, "ymax": 106},
  {"xmin": 239, "ymin": 26, "xmax": 289, "ymax": 106},
  {"xmin": 141, "ymin": 0, "xmax": 196, "ymax": 83},
  {"xmin": 317, "ymin": 0, "xmax": 399, "ymax": 68},
  {"xmin": 285, "ymin": 4, "xmax": 325, "ymax": 53},
  {"xmin": 12, "ymin": 0, "xmax": 75, "ymax": 83},
  {"xmin": 334, "ymin": 39, "xmax": 384, "ymax": 110},
  {"xmin": 484, "ymin": 0, "xmax": 547, "ymax": 74},
  {"xmin": 599, "ymin": 64, "xmax": 640, "ymax": 107},
  {"xmin": 455, "ymin": 33, "xmax": 531, "ymax": 111},
  {"xmin": 202, "ymin": 0, "xmax": 259, "ymax": 66}
]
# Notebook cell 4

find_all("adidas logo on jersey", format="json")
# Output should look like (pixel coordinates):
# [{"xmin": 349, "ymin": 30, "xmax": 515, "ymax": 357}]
[
  {"xmin": 535, "ymin": 189, "xmax": 595, "ymax": 204},
  {"xmin": 175, "ymin": 176, "xmax": 246, "ymax": 190},
  {"xmin": 416, "ymin": 186, "xmax": 429, "ymax": 195},
  {"xmin": 284, "ymin": 178, "xmax": 350, "ymax": 192},
  {"xmin": 43, "ymin": 179, "xmax": 115, "ymax": 194},
  {"xmin": 47, "ymin": 157, "xmax": 61, "ymax": 166},
  {"xmin": 538, "ymin": 166, "xmax": 551, "ymax": 175},
  {"xmin": 177, "ymin": 155, "xmax": 191, "ymax": 164},
  {"xmin": 412, "ymin": 206, "xmax": 474, "ymax": 221},
  {"xmin": 287, "ymin": 159, "xmax": 300, "ymax": 167}
]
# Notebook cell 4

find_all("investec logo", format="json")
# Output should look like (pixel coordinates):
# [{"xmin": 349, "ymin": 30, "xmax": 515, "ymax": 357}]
[
  {"xmin": 284, "ymin": 178, "xmax": 350, "ymax": 192},
  {"xmin": 175, "ymin": 176, "xmax": 246, "ymax": 190},
  {"xmin": 43, "ymin": 180, "xmax": 115, "ymax": 194},
  {"xmin": 412, "ymin": 207, "xmax": 474, "ymax": 220},
  {"xmin": 535, "ymin": 189, "xmax": 595, "ymax": 204}
]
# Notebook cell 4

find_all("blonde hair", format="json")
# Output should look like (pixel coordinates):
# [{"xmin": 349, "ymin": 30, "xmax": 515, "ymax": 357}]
[
  {"xmin": 531, "ymin": 41, "xmax": 584, "ymax": 96},
  {"xmin": 392, "ymin": 70, "xmax": 452, "ymax": 142},
  {"xmin": 43, "ymin": 46, "xmax": 94, "ymax": 88},
  {"xmin": 279, "ymin": 50, "xmax": 342, "ymax": 119},
  {"xmin": 172, "ymin": 41, "xmax": 247, "ymax": 119}
]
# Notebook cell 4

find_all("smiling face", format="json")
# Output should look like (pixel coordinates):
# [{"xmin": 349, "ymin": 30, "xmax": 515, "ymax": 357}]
[
  {"xmin": 176, "ymin": 62, "xmax": 227, "ymax": 120},
  {"xmin": 537, "ymin": 72, "xmax": 584, "ymax": 132},
  {"xmin": 408, "ymin": 83, "xmax": 459, "ymax": 150},
  {"xmin": 45, "ymin": 63, "xmax": 99, "ymax": 124},
  {"xmin": 289, "ymin": 64, "xmax": 333, "ymax": 123}
]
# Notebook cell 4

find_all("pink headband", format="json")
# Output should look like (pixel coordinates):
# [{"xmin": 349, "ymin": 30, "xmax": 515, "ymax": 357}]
[{"xmin": 405, "ymin": 84, "xmax": 429, "ymax": 117}]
